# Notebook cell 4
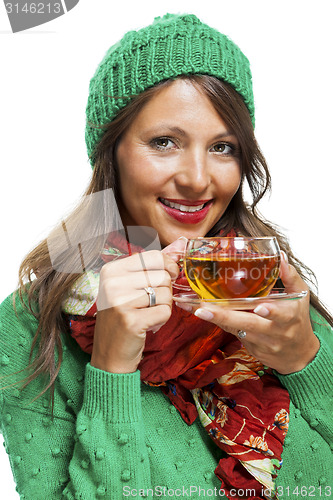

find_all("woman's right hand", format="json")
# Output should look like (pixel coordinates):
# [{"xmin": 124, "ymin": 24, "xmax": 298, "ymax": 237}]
[{"xmin": 90, "ymin": 239, "xmax": 186, "ymax": 374}]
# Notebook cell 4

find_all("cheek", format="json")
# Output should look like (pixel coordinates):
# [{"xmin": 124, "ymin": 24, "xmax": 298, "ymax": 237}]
[
  {"xmin": 117, "ymin": 147, "xmax": 170, "ymax": 196},
  {"xmin": 119, "ymin": 167, "xmax": 161, "ymax": 199},
  {"xmin": 116, "ymin": 147, "xmax": 147, "ymax": 197},
  {"xmin": 215, "ymin": 164, "xmax": 242, "ymax": 199}
]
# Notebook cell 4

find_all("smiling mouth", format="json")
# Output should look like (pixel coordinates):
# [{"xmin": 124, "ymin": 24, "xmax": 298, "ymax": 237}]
[
  {"xmin": 158, "ymin": 197, "xmax": 213, "ymax": 225},
  {"xmin": 159, "ymin": 198, "xmax": 210, "ymax": 212}
]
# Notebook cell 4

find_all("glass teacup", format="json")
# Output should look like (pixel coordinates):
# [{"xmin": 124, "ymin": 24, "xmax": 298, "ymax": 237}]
[{"xmin": 184, "ymin": 237, "xmax": 281, "ymax": 300}]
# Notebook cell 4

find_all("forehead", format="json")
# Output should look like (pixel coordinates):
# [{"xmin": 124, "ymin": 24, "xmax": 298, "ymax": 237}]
[{"xmin": 124, "ymin": 78, "xmax": 229, "ymax": 135}]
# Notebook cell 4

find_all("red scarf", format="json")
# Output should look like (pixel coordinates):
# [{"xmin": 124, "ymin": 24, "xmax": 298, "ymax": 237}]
[{"xmin": 64, "ymin": 230, "xmax": 289, "ymax": 500}]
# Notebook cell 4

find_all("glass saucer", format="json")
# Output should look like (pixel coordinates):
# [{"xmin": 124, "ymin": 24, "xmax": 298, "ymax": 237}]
[{"xmin": 172, "ymin": 288, "xmax": 308, "ymax": 310}]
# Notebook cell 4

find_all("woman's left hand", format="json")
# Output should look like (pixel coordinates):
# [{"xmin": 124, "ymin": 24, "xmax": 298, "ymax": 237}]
[{"xmin": 177, "ymin": 252, "xmax": 320, "ymax": 374}]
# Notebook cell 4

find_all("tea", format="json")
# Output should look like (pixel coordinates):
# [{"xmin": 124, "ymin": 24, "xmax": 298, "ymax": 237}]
[{"xmin": 184, "ymin": 255, "xmax": 280, "ymax": 300}]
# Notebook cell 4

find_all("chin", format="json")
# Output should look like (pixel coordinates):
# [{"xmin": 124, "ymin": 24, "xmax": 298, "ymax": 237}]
[{"xmin": 159, "ymin": 227, "xmax": 206, "ymax": 248}]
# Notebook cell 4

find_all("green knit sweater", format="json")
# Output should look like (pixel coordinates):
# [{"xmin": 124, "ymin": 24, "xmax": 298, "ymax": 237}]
[{"xmin": 0, "ymin": 292, "xmax": 332, "ymax": 500}]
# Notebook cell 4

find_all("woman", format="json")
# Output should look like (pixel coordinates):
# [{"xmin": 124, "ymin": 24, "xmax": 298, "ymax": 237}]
[{"xmin": 0, "ymin": 13, "xmax": 332, "ymax": 500}]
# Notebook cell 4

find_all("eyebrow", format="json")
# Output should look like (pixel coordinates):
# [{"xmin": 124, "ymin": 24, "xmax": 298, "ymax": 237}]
[{"xmin": 143, "ymin": 125, "xmax": 237, "ymax": 141}]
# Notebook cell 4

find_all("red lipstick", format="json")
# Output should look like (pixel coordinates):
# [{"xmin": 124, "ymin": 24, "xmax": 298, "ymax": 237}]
[
  {"xmin": 162, "ymin": 198, "xmax": 211, "ymax": 206},
  {"xmin": 158, "ymin": 198, "xmax": 213, "ymax": 224}
]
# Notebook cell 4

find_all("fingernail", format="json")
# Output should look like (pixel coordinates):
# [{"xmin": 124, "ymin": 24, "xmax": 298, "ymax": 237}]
[
  {"xmin": 169, "ymin": 253, "xmax": 183, "ymax": 263},
  {"xmin": 151, "ymin": 326, "xmax": 161, "ymax": 334},
  {"xmin": 177, "ymin": 236, "xmax": 188, "ymax": 242},
  {"xmin": 194, "ymin": 308, "xmax": 214, "ymax": 321},
  {"xmin": 175, "ymin": 301, "xmax": 192, "ymax": 312},
  {"xmin": 281, "ymin": 251, "xmax": 288, "ymax": 263},
  {"xmin": 253, "ymin": 305, "xmax": 270, "ymax": 317}
]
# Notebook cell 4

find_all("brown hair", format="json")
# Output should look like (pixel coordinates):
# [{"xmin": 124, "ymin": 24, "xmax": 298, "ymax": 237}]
[{"xmin": 12, "ymin": 75, "xmax": 333, "ymax": 406}]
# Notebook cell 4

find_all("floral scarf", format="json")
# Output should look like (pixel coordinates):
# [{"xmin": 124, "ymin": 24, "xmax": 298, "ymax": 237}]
[{"xmin": 62, "ymin": 230, "xmax": 290, "ymax": 500}]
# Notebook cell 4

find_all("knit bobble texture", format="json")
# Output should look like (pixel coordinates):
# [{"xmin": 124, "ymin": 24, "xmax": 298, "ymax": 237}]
[
  {"xmin": 85, "ymin": 13, "xmax": 254, "ymax": 167},
  {"xmin": 1, "ymin": 293, "xmax": 332, "ymax": 497}
]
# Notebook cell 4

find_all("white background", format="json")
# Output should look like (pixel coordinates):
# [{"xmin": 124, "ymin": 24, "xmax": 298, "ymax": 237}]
[{"xmin": 0, "ymin": 0, "xmax": 332, "ymax": 497}]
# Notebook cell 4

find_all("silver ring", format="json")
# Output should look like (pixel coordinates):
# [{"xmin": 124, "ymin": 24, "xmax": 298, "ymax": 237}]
[
  {"xmin": 237, "ymin": 330, "xmax": 247, "ymax": 340},
  {"xmin": 144, "ymin": 287, "xmax": 156, "ymax": 307}
]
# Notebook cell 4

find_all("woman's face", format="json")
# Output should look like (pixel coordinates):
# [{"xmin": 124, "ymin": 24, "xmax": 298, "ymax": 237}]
[{"xmin": 116, "ymin": 79, "xmax": 241, "ymax": 248}]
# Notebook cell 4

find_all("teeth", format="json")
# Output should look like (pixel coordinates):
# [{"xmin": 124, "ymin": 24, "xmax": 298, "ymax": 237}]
[{"xmin": 160, "ymin": 198, "xmax": 205, "ymax": 212}]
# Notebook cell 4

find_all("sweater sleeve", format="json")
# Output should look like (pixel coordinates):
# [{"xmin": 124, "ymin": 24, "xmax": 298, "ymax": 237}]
[
  {"xmin": 62, "ymin": 365, "xmax": 151, "ymax": 499},
  {"xmin": 275, "ymin": 307, "xmax": 333, "ymax": 447},
  {"xmin": 0, "ymin": 293, "xmax": 151, "ymax": 499}
]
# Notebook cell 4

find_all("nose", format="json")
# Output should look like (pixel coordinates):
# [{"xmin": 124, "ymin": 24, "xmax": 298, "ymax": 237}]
[{"xmin": 174, "ymin": 148, "xmax": 211, "ymax": 194}]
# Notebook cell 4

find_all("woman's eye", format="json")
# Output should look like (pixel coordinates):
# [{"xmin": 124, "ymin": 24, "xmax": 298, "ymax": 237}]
[
  {"xmin": 211, "ymin": 143, "xmax": 234, "ymax": 154},
  {"xmin": 152, "ymin": 137, "xmax": 175, "ymax": 150}
]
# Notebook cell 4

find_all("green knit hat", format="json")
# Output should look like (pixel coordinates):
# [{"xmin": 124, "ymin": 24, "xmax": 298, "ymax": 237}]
[{"xmin": 85, "ymin": 13, "xmax": 254, "ymax": 167}]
